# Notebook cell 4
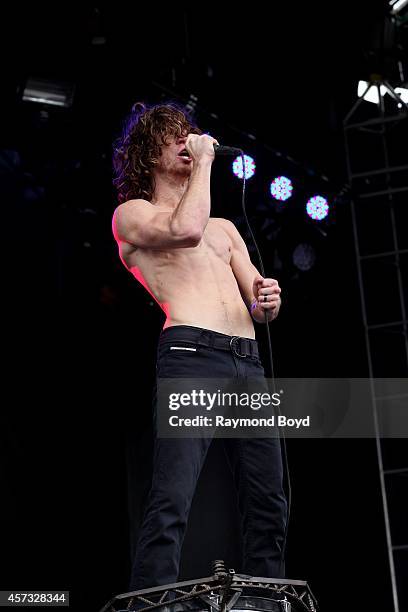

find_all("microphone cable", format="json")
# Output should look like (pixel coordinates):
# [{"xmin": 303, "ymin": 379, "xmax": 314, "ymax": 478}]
[{"xmin": 237, "ymin": 150, "xmax": 291, "ymax": 577}]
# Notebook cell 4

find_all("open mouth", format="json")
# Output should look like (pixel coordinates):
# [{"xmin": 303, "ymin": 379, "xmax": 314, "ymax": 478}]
[{"xmin": 177, "ymin": 148, "xmax": 192, "ymax": 160}]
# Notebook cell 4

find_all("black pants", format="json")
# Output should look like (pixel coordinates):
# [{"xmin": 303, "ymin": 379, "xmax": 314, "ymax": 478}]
[{"xmin": 129, "ymin": 325, "xmax": 287, "ymax": 591}]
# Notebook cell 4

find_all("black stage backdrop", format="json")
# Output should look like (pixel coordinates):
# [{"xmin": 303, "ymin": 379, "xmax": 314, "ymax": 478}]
[{"xmin": 1, "ymin": 3, "xmax": 406, "ymax": 611}]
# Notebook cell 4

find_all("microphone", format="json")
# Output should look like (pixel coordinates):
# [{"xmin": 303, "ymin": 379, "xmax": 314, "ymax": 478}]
[{"xmin": 213, "ymin": 144, "xmax": 243, "ymax": 156}]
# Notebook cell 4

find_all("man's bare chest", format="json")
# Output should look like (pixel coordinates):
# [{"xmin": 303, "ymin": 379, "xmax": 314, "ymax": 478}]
[
  {"xmin": 198, "ymin": 223, "xmax": 232, "ymax": 264},
  {"xmin": 128, "ymin": 222, "xmax": 232, "ymax": 269}
]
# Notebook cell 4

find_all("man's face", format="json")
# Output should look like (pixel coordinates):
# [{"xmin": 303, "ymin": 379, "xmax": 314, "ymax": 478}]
[{"xmin": 155, "ymin": 132, "xmax": 193, "ymax": 178}]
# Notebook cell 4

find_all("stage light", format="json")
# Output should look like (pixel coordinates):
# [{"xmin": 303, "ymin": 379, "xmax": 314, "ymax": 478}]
[
  {"xmin": 389, "ymin": 0, "xmax": 408, "ymax": 14},
  {"xmin": 395, "ymin": 87, "xmax": 408, "ymax": 106},
  {"xmin": 306, "ymin": 195, "xmax": 329, "ymax": 221},
  {"xmin": 185, "ymin": 93, "xmax": 199, "ymax": 117},
  {"xmin": 22, "ymin": 77, "xmax": 75, "ymax": 108},
  {"xmin": 357, "ymin": 80, "xmax": 387, "ymax": 104},
  {"xmin": 232, "ymin": 155, "xmax": 256, "ymax": 180},
  {"xmin": 293, "ymin": 243, "xmax": 316, "ymax": 271},
  {"xmin": 270, "ymin": 176, "xmax": 293, "ymax": 201}
]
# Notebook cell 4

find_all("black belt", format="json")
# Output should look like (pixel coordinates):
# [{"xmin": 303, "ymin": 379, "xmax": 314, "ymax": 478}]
[
  {"xmin": 202, "ymin": 334, "xmax": 259, "ymax": 358},
  {"xmin": 160, "ymin": 327, "xmax": 259, "ymax": 359}
]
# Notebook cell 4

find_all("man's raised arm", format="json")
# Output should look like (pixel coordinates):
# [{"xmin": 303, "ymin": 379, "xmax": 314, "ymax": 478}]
[{"xmin": 112, "ymin": 134, "xmax": 217, "ymax": 250}]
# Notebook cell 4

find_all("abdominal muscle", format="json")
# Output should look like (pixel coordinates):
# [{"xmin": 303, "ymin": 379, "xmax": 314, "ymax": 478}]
[{"xmin": 125, "ymin": 234, "xmax": 255, "ymax": 340}]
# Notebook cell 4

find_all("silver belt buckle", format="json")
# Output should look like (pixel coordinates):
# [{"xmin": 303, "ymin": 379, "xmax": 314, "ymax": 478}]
[{"xmin": 230, "ymin": 336, "xmax": 246, "ymax": 358}]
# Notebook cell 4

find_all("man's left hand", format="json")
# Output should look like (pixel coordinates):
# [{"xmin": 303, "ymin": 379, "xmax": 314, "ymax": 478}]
[{"xmin": 252, "ymin": 275, "xmax": 281, "ymax": 319}]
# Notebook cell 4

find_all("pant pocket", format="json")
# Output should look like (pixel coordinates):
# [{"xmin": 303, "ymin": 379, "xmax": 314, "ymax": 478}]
[{"xmin": 156, "ymin": 343, "xmax": 200, "ymax": 377}]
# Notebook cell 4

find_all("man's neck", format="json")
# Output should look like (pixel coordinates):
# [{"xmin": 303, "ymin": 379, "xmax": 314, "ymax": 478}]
[{"xmin": 151, "ymin": 173, "xmax": 189, "ymax": 209}]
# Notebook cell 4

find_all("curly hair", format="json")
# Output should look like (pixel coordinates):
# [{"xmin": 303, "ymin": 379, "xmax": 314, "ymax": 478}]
[{"xmin": 112, "ymin": 102, "xmax": 202, "ymax": 204}]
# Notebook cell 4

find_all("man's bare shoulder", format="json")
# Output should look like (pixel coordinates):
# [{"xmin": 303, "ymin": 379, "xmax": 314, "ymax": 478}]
[
  {"xmin": 113, "ymin": 199, "xmax": 151, "ymax": 233},
  {"xmin": 209, "ymin": 217, "xmax": 239, "ymax": 236},
  {"xmin": 114, "ymin": 198, "xmax": 151, "ymax": 218},
  {"xmin": 209, "ymin": 217, "xmax": 237, "ymax": 229}
]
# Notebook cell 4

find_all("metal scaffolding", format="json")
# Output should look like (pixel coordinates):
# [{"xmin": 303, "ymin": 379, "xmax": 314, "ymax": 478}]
[
  {"xmin": 99, "ymin": 562, "xmax": 318, "ymax": 612},
  {"xmin": 343, "ymin": 80, "xmax": 408, "ymax": 612}
]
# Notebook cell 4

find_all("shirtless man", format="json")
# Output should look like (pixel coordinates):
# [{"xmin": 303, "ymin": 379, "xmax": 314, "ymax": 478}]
[{"xmin": 112, "ymin": 103, "xmax": 287, "ymax": 591}]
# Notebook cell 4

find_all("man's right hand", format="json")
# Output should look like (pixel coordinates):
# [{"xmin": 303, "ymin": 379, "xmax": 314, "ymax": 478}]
[{"xmin": 186, "ymin": 133, "xmax": 218, "ymax": 163}]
